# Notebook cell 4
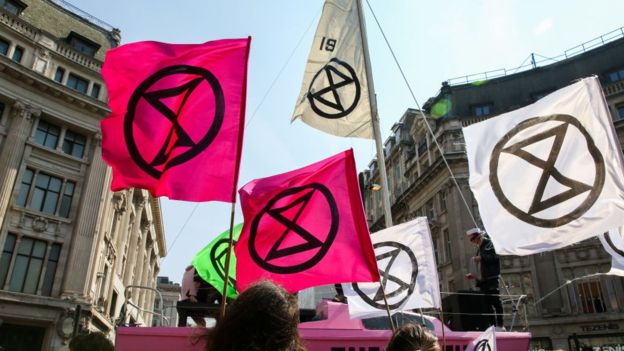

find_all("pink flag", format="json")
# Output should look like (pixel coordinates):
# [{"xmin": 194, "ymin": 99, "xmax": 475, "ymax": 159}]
[
  {"xmin": 235, "ymin": 149, "xmax": 379, "ymax": 293},
  {"xmin": 101, "ymin": 38, "xmax": 251, "ymax": 202}
]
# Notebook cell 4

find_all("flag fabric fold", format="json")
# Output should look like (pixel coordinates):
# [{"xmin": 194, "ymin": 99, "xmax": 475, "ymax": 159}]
[
  {"xmin": 466, "ymin": 325, "xmax": 497, "ymax": 351},
  {"xmin": 192, "ymin": 223, "xmax": 243, "ymax": 298},
  {"xmin": 464, "ymin": 76, "xmax": 624, "ymax": 255},
  {"xmin": 235, "ymin": 149, "xmax": 379, "ymax": 293},
  {"xmin": 101, "ymin": 37, "xmax": 251, "ymax": 202},
  {"xmin": 599, "ymin": 226, "xmax": 624, "ymax": 276},
  {"xmin": 342, "ymin": 217, "xmax": 441, "ymax": 318},
  {"xmin": 291, "ymin": 0, "xmax": 373, "ymax": 139}
]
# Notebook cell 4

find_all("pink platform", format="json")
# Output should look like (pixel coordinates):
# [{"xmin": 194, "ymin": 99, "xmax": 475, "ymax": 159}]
[{"xmin": 115, "ymin": 301, "xmax": 531, "ymax": 351}]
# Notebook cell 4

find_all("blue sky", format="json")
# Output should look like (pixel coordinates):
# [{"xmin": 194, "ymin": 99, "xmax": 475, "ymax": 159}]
[{"xmin": 70, "ymin": 0, "xmax": 624, "ymax": 283}]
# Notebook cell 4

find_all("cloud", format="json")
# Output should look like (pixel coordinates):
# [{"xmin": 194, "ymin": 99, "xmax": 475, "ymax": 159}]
[{"xmin": 534, "ymin": 18, "xmax": 554, "ymax": 36}]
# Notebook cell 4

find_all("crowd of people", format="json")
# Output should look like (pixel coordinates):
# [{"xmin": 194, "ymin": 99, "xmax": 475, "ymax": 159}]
[{"xmin": 69, "ymin": 225, "xmax": 500, "ymax": 351}]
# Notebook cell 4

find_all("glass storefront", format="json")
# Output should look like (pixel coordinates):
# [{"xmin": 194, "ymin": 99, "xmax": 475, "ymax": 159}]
[{"xmin": 568, "ymin": 333, "xmax": 624, "ymax": 351}]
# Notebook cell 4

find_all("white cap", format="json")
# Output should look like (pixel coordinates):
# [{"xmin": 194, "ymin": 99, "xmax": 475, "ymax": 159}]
[{"xmin": 466, "ymin": 228, "xmax": 483, "ymax": 237}]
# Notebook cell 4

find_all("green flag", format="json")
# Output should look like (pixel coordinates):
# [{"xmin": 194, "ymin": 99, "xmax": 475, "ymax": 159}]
[{"xmin": 192, "ymin": 223, "xmax": 243, "ymax": 298}]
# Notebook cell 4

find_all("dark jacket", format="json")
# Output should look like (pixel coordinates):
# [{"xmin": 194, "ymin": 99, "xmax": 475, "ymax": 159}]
[{"xmin": 476, "ymin": 235, "xmax": 500, "ymax": 291}]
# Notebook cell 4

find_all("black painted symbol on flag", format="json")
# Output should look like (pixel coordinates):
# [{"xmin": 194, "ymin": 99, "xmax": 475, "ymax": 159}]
[
  {"xmin": 210, "ymin": 238, "xmax": 237, "ymax": 287},
  {"xmin": 352, "ymin": 241, "xmax": 418, "ymax": 309},
  {"xmin": 307, "ymin": 58, "xmax": 361, "ymax": 119},
  {"xmin": 125, "ymin": 65, "xmax": 224, "ymax": 179},
  {"xmin": 605, "ymin": 232, "xmax": 624, "ymax": 258},
  {"xmin": 249, "ymin": 183, "xmax": 339, "ymax": 274},
  {"xmin": 475, "ymin": 339, "xmax": 492, "ymax": 351},
  {"xmin": 490, "ymin": 114, "xmax": 605, "ymax": 227}
]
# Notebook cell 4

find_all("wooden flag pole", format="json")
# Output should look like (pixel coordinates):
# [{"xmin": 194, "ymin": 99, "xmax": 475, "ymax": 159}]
[
  {"xmin": 219, "ymin": 201, "xmax": 237, "ymax": 318},
  {"xmin": 356, "ymin": 0, "xmax": 396, "ymax": 331}
]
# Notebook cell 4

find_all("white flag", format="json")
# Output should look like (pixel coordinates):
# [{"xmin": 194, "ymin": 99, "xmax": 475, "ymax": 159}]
[
  {"xmin": 464, "ymin": 76, "xmax": 624, "ymax": 255},
  {"xmin": 342, "ymin": 217, "xmax": 441, "ymax": 318},
  {"xmin": 466, "ymin": 325, "xmax": 497, "ymax": 351},
  {"xmin": 291, "ymin": 0, "xmax": 373, "ymax": 139},
  {"xmin": 599, "ymin": 227, "xmax": 624, "ymax": 276}
]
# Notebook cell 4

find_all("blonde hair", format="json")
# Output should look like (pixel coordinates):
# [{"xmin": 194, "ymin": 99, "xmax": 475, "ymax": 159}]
[{"xmin": 387, "ymin": 323, "xmax": 440, "ymax": 351}]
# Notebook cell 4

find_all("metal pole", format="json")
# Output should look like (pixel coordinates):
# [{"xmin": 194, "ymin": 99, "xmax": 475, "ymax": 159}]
[
  {"xmin": 356, "ymin": 0, "xmax": 392, "ymax": 229},
  {"xmin": 220, "ymin": 202, "xmax": 237, "ymax": 318}
]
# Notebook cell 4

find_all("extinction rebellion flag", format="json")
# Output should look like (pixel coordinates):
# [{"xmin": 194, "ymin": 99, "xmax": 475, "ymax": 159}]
[
  {"xmin": 464, "ymin": 76, "xmax": 624, "ymax": 255},
  {"xmin": 599, "ymin": 226, "xmax": 624, "ymax": 277},
  {"xmin": 235, "ymin": 149, "xmax": 379, "ymax": 293},
  {"xmin": 192, "ymin": 223, "xmax": 243, "ymax": 298},
  {"xmin": 101, "ymin": 38, "xmax": 251, "ymax": 202},
  {"xmin": 342, "ymin": 217, "xmax": 441, "ymax": 318},
  {"xmin": 291, "ymin": 0, "xmax": 373, "ymax": 139}
]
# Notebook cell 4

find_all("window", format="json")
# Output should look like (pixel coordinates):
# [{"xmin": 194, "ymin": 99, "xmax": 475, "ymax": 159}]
[
  {"xmin": 62, "ymin": 130, "xmax": 86, "ymax": 158},
  {"xmin": 15, "ymin": 168, "xmax": 33, "ymax": 207},
  {"xmin": 41, "ymin": 243, "xmax": 60, "ymax": 296},
  {"xmin": 34, "ymin": 119, "xmax": 60, "ymax": 149},
  {"xmin": 617, "ymin": 104, "xmax": 624, "ymax": 121},
  {"xmin": 0, "ymin": 233, "xmax": 16, "ymax": 287},
  {"xmin": 18, "ymin": 170, "xmax": 75, "ymax": 218},
  {"xmin": 607, "ymin": 68, "xmax": 624, "ymax": 83},
  {"xmin": 54, "ymin": 67, "xmax": 65, "ymax": 83},
  {"xmin": 11, "ymin": 45, "xmax": 22, "ymax": 63},
  {"xmin": 58, "ymin": 181, "xmax": 74, "ymax": 218},
  {"xmin": 578, "ymin": 281, "xmax": 607, "ymax": 313},
  {"xmin": 67, "ymin": 32, "xmax": 100, "ymax": 57},
  {"xmin": 473, "ymin": 104, "xmax": 492, "ymax": 117},
  {"xmin": 31, "ymin": 173, "xmax": 62, "ymax": 215},
  {"xmin": 444, "ymin": 229, "xmax": 452, "ymax": 263},
  {"xmin": 9, "ymin": 237, "xmax": 46, "ymax": 293},
  {"xmin": 0, "ymin": 37, "xmax": 8, "ymax": 55},
  {"xmin": 0, "ymin": 0, "xmax": 26, "ymax": 15},
  {"xmin": 90, "ymin": 83, "xmax": 101, "ymax": 99},
  {"xmin": 66, "ymin": 73, "xmax": 88, "ymax": 94},
  {"xmin": 439, "ymin": 191, "xmax": 447, "ymax": 212}
]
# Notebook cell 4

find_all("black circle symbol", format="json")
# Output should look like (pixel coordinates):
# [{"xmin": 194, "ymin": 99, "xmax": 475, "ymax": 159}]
[
  {"xmin": 475, "ymin": 339, "xmax": 491, "ymax": 351},
  {"xmin": 210, "ymin": 238, "xmax": 237, "ymax": 287},
  {"xmin": 605, "ymin": 232, "xmax": 624, "ymax": 258},
  {"xmin": 489, "ymin": 114, "xmax": 605, "ymax": 227},
  {"xmin": 248, "ymin": 183, "xmax": 339, "ymax": 274},
  {"xmin": 306, "ymin": 58, "xmax": 361, "ymax": 119},
  {"xmin": 124, "ymin": 65, "xmax": 225, "ymax": 179},
  {"xmin": 352, "ymin": 241, "xmax": 418, "ymax": 309}
]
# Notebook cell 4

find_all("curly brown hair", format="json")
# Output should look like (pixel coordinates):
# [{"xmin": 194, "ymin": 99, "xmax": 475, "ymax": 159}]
[
  {"xmin": 386, "ymin": 323, "xmax": 440, "ymax": 351},
  {"xmin": 206, "ymin": 280, "xmax": 306, "ymax": 351}
]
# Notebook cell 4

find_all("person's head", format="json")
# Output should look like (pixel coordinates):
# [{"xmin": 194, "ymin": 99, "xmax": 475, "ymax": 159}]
[
  {"xmin": 69, "ymin": 332, "xmax": 114, "ymax": 351},
  {"xmin": 466, "ymin": 227, "xmax": 484, "ymax": 246},
  {"xmin": 387, "ymin": 323, "xmax": 440, "ymax": 351},
  {"xmin": 207, "ymin": 280, "xmax": 304, "ymax": 351}
]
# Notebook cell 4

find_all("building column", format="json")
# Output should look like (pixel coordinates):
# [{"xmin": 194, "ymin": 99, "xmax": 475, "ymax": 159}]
[
  {"xmin": 60, "ymin": 133, "xmax": 110, "ymax": 297},
  {"xmin": 0, "ymin": 102, "xmax": 38, "ymax": 231},
  {"xmin": 123, "ymin": 198, "xmax": 145, "ymax": 286}
]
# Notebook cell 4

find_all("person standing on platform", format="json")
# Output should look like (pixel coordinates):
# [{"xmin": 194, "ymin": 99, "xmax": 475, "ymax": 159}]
[{"xmin": 464, "ymin": 228, "xmax": 504, "ymax": 327}]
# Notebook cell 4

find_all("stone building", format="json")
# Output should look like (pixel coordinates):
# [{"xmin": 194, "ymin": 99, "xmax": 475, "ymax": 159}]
[
  {"xmin": 361, "ymin": 28, "xmax": 624, "ymax": 351},
  {"xmin": 152, "ymin": 276, "xmax": 180, "ymax": 327},
  {"xmin": 0, "ymin": 1, "xmax": 166, "ymax": 350}
]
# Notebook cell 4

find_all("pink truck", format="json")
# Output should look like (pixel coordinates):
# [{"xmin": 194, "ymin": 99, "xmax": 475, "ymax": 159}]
[{"xmin": 115, "ymin": 301, "xmax": 531, "ymax": 351}]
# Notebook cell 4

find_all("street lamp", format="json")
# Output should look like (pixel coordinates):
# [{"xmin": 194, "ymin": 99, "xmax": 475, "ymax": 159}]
[{"xmin": 369, "ymin": 183, "xmax": 382, "ymax": 191}]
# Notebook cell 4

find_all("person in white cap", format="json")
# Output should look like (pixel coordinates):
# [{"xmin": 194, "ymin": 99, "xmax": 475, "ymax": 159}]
[{"xmin": 464, "ymin": 228, "xmax": 503, "ymax": 327}]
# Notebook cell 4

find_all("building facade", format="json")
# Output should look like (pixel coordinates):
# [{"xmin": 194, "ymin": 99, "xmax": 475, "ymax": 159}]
[
  {"xmin": 152, "ymin": 276, "xmax": 180, "ymax": 327},
  {"xmin": 361, "ymin": 29, "xmax": 624, "ymax": 351},
  {"xmin": 0, "ymin": 1, "xmax": 166, "ymax": 350}
]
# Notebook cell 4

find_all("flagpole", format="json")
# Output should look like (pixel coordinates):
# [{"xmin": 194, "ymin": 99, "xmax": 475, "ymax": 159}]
[
  {"xmin": 356, "ymin": 0, "xmax": 396, "ymax": 331},
  {"xmin": 439, "ymin": 308, "xmax": 447, "ymax": 351},
  {"xmin": 355, "ymin": 0, "xmax": 393, "ymax": 230},
  {"xmin": 219, "ymin": 201, "xmax": 237, "ymax": 318}
]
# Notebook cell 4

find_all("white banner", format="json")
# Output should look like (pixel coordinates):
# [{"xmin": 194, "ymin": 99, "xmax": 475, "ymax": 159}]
[
  {"xmin": 342, "ymin": 217, "xmax": 441, "ymax": 318},
  {"xmin": 291, "ymin": 0, "xmax": 373, "ymax": 139},
  {"xmin": 466, "ymin": 325, "xmax": 497, "ymax": 351},
  {"xmin": 599, "ymin": 227, "xmax": 624, "ymax": 276},
  {"xmin": 464, "ymin": 76, "xmax": 624, "ymax": 255}
]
